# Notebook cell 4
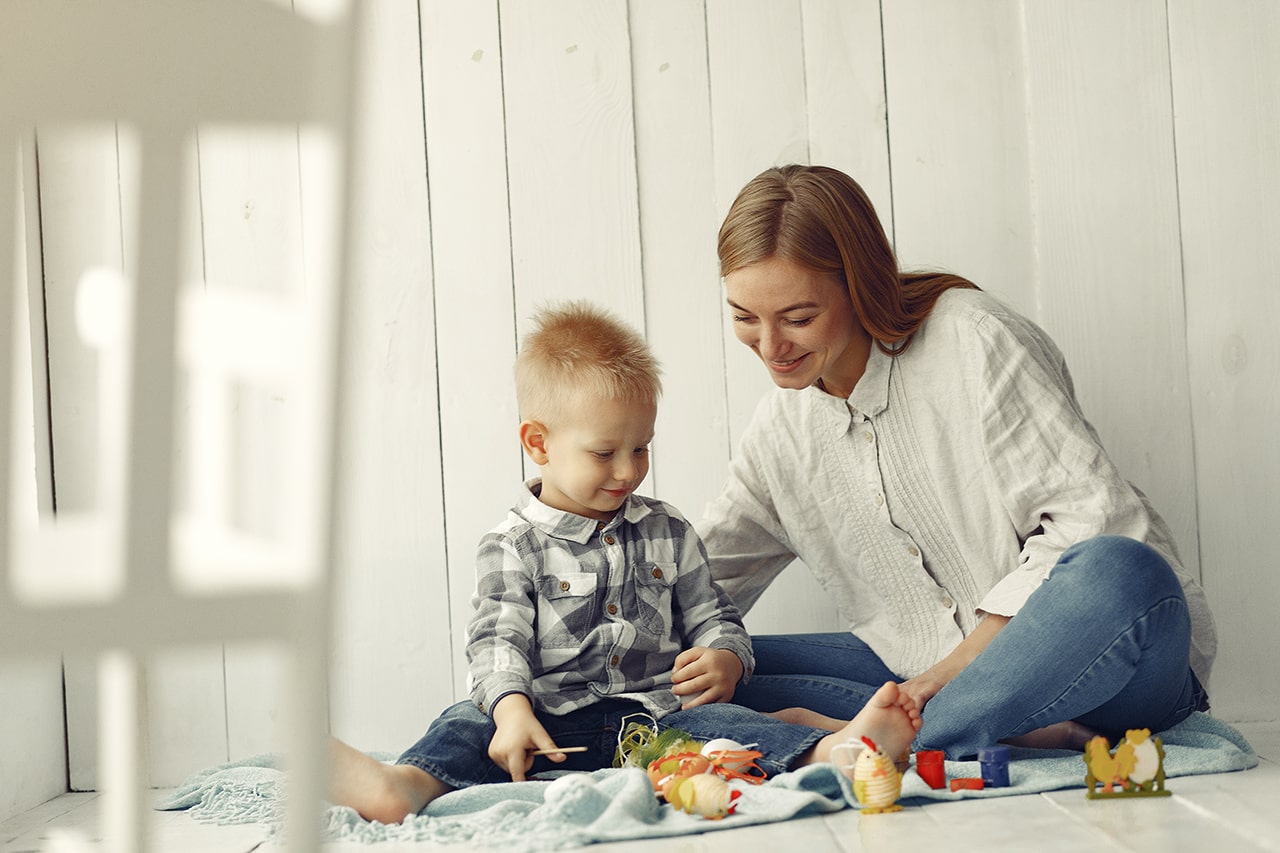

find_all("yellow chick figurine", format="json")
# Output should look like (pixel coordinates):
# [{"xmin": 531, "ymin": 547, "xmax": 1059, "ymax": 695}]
[{"xmin": 851, "ymin": 736, "xmax": 903, "ymax": 814}]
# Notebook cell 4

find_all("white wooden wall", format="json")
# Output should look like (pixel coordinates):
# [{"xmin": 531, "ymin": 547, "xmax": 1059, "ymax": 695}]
[{"xmin": 6, "ymin": 0, "xmax": 1277, "ymax": 805}]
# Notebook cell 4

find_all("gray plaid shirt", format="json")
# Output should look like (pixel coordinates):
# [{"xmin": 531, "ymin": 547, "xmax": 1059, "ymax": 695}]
[{"xmin": 466, "ymin": 480, "xmax": 754, "ymax": 719}]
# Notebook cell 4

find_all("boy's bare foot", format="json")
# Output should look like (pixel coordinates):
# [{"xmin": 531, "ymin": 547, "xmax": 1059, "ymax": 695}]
[
  {"xmin": 794, "ymin": 682, "xmax": 921, "ymax": 769},
  {"xmin": 1002, "ymin": 720, "xmax": 1101, "ymax": 752},
  {"xmin": 328, "ymin": 737, "xmax": 453, "ymax": 824}
]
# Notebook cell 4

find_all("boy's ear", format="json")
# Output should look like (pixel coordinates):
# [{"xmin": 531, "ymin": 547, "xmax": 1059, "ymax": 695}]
[{"xmin": 519, "ymin": 420, "xmax": 550, "ymax": 465}]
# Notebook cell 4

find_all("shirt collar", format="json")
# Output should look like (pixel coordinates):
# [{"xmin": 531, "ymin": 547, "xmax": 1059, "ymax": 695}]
[
  {"xmin": 848, "ymin": 345, "xmax": 892, "ymax": 417},
  {"xmin": 516, "ymin": 478, "xmax": 650, "ymax": 543},
  {"xmin": 803, "ymin": 345, "xmax": 894, "ymax": 435}
]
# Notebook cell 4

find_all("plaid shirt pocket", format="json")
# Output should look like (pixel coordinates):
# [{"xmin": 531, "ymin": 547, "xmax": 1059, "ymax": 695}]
[
  {"xmin": 633, "ymin": 561, "xmax": 678, "ymax": 637},
  {"xmin": 538, "ymin": 572, "xmax": 599, "ymax": 643}
]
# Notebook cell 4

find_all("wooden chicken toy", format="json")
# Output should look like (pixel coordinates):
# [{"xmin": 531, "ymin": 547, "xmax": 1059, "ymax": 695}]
[{"xmin": 1084, "ymin": 728, "xmax": 1170, "ymax": 798}]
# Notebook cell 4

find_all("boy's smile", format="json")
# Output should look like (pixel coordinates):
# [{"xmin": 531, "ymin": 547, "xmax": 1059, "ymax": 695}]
[{"xmin": 522, "ymin": 395, "xmax": 657, "ymax": 522}]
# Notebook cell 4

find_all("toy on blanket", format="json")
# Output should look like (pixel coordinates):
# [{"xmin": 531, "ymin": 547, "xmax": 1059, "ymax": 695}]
[
  {"xmin": 1084, "ymin": 728, "xmax": 1171, "ymax": 798},
  {"xmin": 614, "ymin": 715, "xmax": 768, "ymax": 784},
  {"xmin": 663, "ymin": 773, "xmax": 742, "ymax": 820},
  {"xmin": 848, "ymin": 736, "xmax": 904, "ymax": 814},
  {"xmin": 613, "ymin": 715, "xmax": 704, "ymax": 770},
  {"xmin": 646, "ymin": 750, "xmax": 759, "ymax": 820}
]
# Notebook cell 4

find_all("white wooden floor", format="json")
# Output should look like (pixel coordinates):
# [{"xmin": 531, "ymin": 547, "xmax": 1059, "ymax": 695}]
[{"xmin": 4, "ymin": 721, "xmax": 1278, "ymax": 853}]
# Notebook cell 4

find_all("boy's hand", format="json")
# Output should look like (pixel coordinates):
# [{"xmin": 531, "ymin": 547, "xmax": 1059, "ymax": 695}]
[
  {"xmin": 488, "ymin": 693, "xmax": 567, "ymax": 781},
  {"xmin": 670, "ymin": 646, "xmax": 744, "ymax": 709}
]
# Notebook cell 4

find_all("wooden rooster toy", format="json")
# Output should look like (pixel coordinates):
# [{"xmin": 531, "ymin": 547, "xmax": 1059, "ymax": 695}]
[{"xmin": 851, "ymin": 736, "xmax": 904, "ymax": 814}]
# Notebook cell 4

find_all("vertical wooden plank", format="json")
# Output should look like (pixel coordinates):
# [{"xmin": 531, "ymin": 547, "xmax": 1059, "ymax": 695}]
[
  {"xmin": 499, "ymin": 0, "xmax": 645, "ymax": 331},
  {"xmin": 801, "ymin": 0, "xmax": 893, "ymax": 240},
  {"xmin": 1169, "ymin": 0, "xmax": 1280, "ymax": 719},
  {"xmin": 327, "ymin": 0, "xmax": 449, "ymax": 752},
  {"xmin": 420, "ymin": 0, "xmax": 521, "ymax": 702},
  {"xmin": 0, "ymin": 659, "xmax": 66, "ymax": 819},
  {"xmin": 882, "ymin": 0, "xmax": 1035, "ymax": 306},
  {"xmin": 0, "ymin": 135, "xmax": 66, "ymax": 822},
  {"xmin": 36, "ymin": 125, "xmax": 125, "ymax": 791},
  {"xmin": 705, "ymin": 0, "xmax": 841, "ymax": 634},
  {"xmin": 117, "ymin": 123, "xmax": 230, "ymax": 786},
  {"xmin": 628, "ymin": 0, "xmax": 730, "ymax": 518},
  {"xmin": 1019, "ymin": 1, "xmax": 1199, "ymax": 578},
  {"xmin": 706, "ymin": 0, "xmax": 808, "ymax": 443},
  {"xmin": 35, "ymin": 128, "xmax": 122, "ymax": 519},
  {"xmin": 194, "ymin": 124, "xmax": 306, "ymax": 768},
  {"xmin": 18, "ymin": 135, "xmax": 54, "ymax": 519}
]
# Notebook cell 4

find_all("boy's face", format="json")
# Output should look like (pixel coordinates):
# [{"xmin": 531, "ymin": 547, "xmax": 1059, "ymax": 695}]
[{"xmin": 526, "ymin": 395, "xmax": 656, "ymax": 522}]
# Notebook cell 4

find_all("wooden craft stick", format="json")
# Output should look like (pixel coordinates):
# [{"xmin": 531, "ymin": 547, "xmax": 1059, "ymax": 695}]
[{"xmin": 530, "ymin": 746, "xmax": 589, "ymax": 755}]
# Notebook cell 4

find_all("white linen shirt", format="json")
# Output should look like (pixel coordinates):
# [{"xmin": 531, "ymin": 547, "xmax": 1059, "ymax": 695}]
[{"xmin": 697, "ymin": 288, "xmax": 1216, "ymax": 687}]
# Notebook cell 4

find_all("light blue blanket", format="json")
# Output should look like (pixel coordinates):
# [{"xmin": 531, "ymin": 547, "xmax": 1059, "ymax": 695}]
[{"xmin": 155, "ymin": 711, "xmax": 1257, "ymax": 849}]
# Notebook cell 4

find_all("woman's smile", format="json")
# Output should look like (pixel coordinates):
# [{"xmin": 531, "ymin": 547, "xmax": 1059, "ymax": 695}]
[{"xmin": 725, "ymin": 256, "xmax": 870, "ymax": 395}]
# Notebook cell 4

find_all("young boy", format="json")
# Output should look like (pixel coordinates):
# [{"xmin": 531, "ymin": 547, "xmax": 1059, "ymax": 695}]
[{"xmin": 330, "ymin": 302, "xmax": 918, "ymax": 824}]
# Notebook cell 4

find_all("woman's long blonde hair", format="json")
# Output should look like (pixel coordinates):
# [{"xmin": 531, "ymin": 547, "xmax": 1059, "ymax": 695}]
[{"xmin": 717, "ymin": 165, "xmax": 976, "ymax": 355}]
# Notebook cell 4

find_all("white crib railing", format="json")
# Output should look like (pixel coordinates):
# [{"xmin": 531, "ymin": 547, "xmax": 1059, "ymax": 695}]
[{"xmin": 0, "ymin": 2, "xmax": 362, "ymax": 850}]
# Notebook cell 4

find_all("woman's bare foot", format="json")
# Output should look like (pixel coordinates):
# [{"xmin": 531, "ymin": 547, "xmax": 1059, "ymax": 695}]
[
  {"xmin": 1002, "ymin": 720, "xmax": 1101, "ymax": 751},
  {"xmin": 328, "ymin": 737, "xmax": 453, "ymax": 824},
  {"xmin": 793, "ymin": 682, "xmax": 921, "ymax": 769}
]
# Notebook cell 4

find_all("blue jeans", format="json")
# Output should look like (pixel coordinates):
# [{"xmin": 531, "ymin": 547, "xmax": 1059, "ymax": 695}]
[
  {"xmin": 732, "ymin": 536, "xmax": 1206, "ymax": 759},
  {"xmin": 396, "ymin": 697, "xmax": 828, "ymax": 790}
]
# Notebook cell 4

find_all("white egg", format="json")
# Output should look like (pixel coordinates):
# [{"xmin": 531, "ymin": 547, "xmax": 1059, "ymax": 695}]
[
  {"xmin": 701, "ymin": 738, "xmax": 753, "ymax": 771},
  {"xmin": 701, "ymin": 737, "xmax": 747, "ymax": 755}
]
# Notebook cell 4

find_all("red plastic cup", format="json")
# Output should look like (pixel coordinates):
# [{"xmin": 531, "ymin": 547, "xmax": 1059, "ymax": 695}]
[{"xmin": 915, "ymin": 749, "xmax": 946, "ymax": 789}]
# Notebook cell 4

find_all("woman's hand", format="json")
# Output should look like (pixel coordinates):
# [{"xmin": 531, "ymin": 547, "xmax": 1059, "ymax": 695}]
[
  {"xmin": 488, "ymin": 693, "xmax": 566, "ymax": 781},
  {"xmin": 899, "ymin": 613, "xmax": 1011, "ymax": 713},
  {"xmin": 671, "ymin": 646, "xmax": 744, "ymax": 708},
  {"xmin": 897, "ymin": 670, "xmax": 949, "ymax": 711}
]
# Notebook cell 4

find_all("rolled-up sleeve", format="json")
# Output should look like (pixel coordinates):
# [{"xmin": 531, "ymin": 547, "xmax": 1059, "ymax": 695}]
[
  {"xmin": 973, "ymin": 311, "xmax": 1160, "ymax": 617},
  {"xmin": 669, "ymin": 518, "xmax": 755, "ymax": 681},
  {"xmin": 465, "ymin": 534, "xmax": 537, "ymax": 715}
]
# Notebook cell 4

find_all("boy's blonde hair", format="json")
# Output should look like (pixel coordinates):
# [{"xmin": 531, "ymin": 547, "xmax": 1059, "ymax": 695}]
[{"xmin": 515, "ymin": 301, "xmax": 662, "ymax": 425}]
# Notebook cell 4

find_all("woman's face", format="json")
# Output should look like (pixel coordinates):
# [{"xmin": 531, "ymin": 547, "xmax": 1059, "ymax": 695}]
[{"xmin": 724, "ymin": 256, "xmax": 870, "ymax": 396}]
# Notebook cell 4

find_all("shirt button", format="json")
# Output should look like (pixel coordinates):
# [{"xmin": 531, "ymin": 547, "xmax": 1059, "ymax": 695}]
[
  {"xmin": 875, "ymin": 494, "xmax": 884, "ymax": 506},
  {"xmin": 651, "ymin": 567, "xmax": 664, "ymax": 579},
  {"xmin": 908, "ymin": 546, "xmax": 920, "ymax": 557},
  {"xmin": 864, "ymin": 431, "xmax": 874, "ymax": 443},
  {"xmin": 560, "ymin": 580, "xmax": 571, "ymax": 591},
  {"xmin": 942, "ymin": 597, "xmax": 954, "ymax": 609},
  {"xmin": 610, "ymin": 655, "xmax": 620, "ymax": 666},
  {"xmin": 607, "ymin": 604, "xmax": 618, "ymax": 615},
  {"xmin": 604, "ymin": 535, "xmax": 616, "ymax": 545}
]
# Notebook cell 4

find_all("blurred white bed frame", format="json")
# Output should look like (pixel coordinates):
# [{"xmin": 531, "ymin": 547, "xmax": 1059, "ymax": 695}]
[{"xmin": 0, "ymin": 2, "xmax": 361, "ymax": 850}]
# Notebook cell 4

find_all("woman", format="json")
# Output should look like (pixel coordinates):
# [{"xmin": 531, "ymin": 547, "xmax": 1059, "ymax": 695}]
[{"xmin": 683, "ymin": 164, "xmax": 1216, "ymax": 759}]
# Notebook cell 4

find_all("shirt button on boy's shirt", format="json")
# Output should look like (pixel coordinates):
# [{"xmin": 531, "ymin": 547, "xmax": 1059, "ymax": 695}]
[
  {"xmin": 651, "ymin": 568, "xmax": 664, "ymax": 579},
  {"xmin": 604, "ymin": 535, "xmax": 616, "ymax": 545},
  {"xmin": 607, "ymin": 604, "xmax": 618, "ymax": 615},
  {"xmin": 610, "ymin": 655, "xmax": 620, "ymax": 666}
]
